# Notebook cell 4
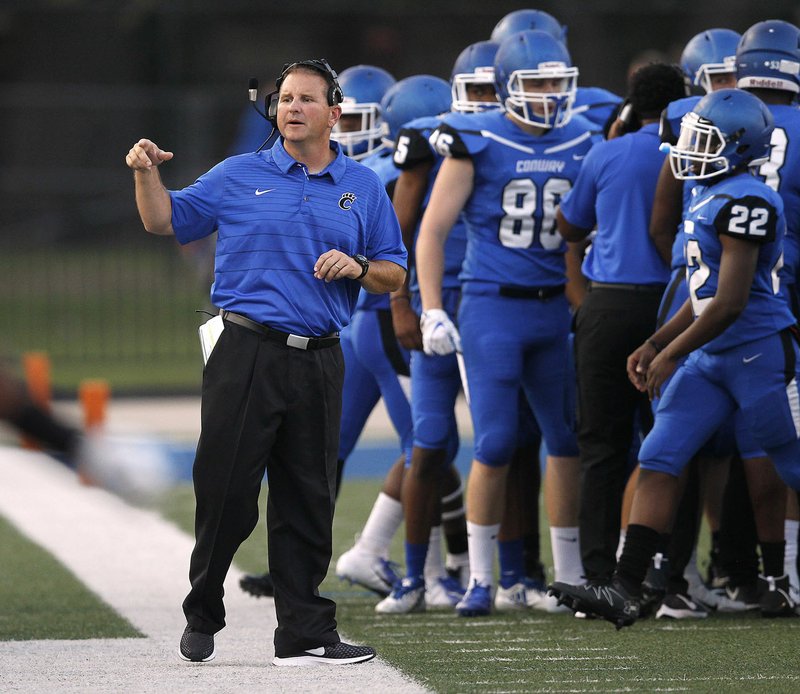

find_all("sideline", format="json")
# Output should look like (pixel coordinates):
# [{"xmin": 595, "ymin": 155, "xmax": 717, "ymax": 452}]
[{"xmin": 0, "ymin": 448, "xmax": 426, "ymax": 693}]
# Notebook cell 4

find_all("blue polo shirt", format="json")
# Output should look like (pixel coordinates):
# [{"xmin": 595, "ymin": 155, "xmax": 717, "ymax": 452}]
[
  {"xmin": 169, "ymin": 138, "xmax": 407, "ymax": 336},
  {"xmin": 559, "ymin": 122, "xmax": 669, "ymax": 285}
]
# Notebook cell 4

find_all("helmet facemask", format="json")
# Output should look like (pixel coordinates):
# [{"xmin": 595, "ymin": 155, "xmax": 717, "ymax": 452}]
[
  {"xmin": 693, "ymin": 55, "xmax": 736, "ymax": 93},
  {"xmin": 451, "ymin": 66, "xmax": 501, "ymax": 113},
  {"xmin": 503, "ymin": 63, "xmax": 577, "ymax": 128},
  {"xmin": 669, "ymin": 111, "xmax": 730, "ymax": 180},
  {"xmin": 331, "ymin": 99, "xmax": 386, "ymax": 160}
]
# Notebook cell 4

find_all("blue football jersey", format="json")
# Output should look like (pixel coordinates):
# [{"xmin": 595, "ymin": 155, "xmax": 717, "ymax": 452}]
[
  {"xmin": 393, "ymin": 114, "xmax": 466, "ymax": 291},
  {"xmin": 431, "ymin": 110, "xmax": 595, "ymax": 289},
  {"xmin": 356, "ymin": 147, "xmax": 399, "ymax": 311},
  {"xmin": 572, "ymin": 86, "xmax": 623, "ymax": 134},
  {"xmin": 683, "ymin": 172, "xmax": 794, "ymax": 353},
  {"xmin": 752, "ymin": 104, "xmax": 800, "ymax": 287}
]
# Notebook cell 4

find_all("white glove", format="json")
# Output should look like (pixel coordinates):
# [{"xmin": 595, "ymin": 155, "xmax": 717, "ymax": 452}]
[{"xmin": 420, "ymin": 309, "xmax": 462, "ymax": 356}]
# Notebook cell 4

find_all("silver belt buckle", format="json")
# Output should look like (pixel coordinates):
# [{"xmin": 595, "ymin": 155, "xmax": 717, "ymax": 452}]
[{"xmin": 286, "ymin": 334, "xmax": 310, "ymax": 350}]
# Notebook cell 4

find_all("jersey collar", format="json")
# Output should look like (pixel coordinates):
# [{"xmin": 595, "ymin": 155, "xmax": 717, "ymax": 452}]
[{"xmin": 270, "ymin": 138, "xmax": 347, "ymax": 183}]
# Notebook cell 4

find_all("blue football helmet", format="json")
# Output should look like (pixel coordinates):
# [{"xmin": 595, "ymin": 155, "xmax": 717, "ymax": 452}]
[
  {"xmin": 680, "ymin": 28, "xmax": 741, "ymax": 93},
  {"xmin": 490, "ymin": 9, "xmax": 567, "ymax": 45},
  {"xmin": 494, "ymin": 29, "xmax": 578, "ymax": 129},
  {"xmin": 380, "ymin": 75, "xmax": 452, "ymax": 145},
  {"xmin": 331, "ymin": 64, "xmax": 396, "ymax": 160},
  {"xmin": 737, "ymin": 19, "xmax": 800, "ymax": 94},
  {"xmin": 668, "ymin": 88, "xmax": 774, "ymax": 180},
  {"xmin": 451, "ymin": 40, "xmax": 501, "ymax": 113}
]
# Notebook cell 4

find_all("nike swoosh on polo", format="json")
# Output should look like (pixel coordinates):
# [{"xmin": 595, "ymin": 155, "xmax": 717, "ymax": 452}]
[
  {"xmin": 572, "ymin": 154, "xmax": 585, "ymax": 161},
  {"xmin": 742, "ymin": 353, "xmax": 762, "ymax": 364},
  {"xmin": 255, "ymin": 188, "xmax": 275, "ymax": 196}
]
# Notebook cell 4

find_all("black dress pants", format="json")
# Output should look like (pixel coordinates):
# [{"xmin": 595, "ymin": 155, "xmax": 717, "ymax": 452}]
[
  {"xmin": 182, "ymin": 320, "xmax": 343, "ymax": 657},
  {"xmin": 575, "ymin": 286, "xmax": 663, "ymax": 581}
]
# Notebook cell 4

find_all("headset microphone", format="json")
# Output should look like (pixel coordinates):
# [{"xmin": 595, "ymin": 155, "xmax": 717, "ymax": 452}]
[{"xmin": 246, "ymin": 77, "xmax": 277, "ymax": 152}]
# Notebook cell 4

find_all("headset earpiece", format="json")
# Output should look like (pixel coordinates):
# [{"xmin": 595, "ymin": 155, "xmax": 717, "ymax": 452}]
[{"xmin": 265, "ymin": 90, "xmax": 279, "ymax": 124}]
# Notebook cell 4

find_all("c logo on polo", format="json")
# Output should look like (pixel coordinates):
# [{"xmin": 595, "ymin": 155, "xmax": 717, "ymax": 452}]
[{"xmin": 338, "ymin": 192, "xmax": 356, "ymax": 210}]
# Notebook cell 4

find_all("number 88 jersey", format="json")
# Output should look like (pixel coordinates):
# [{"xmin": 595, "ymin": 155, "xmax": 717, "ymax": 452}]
[
  {"xmin": 430, "ymin": 109, "xmax": 595, "ymax": 289},
  {"xmin": 684, "ymin": 172, "xmax": 795, "ymax": 353}
]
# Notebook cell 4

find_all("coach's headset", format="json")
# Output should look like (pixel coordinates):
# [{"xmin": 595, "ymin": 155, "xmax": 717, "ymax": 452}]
[{"xmin": 249, "ymin": 59, "xmax": 343, "ymax": 150}]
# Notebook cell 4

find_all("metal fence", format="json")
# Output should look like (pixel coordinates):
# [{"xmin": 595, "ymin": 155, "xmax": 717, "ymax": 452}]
[{"xmin": 1, "ymin": 238, "xmax": 214, "ymax": 395}]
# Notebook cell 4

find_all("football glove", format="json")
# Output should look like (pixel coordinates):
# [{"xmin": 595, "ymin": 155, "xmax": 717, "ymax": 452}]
[{"xmin": 420, "ymin": 309, "xmax": 462, "ymax": 356}]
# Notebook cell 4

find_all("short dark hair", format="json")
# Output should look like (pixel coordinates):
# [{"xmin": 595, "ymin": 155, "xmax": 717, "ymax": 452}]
[{"xmin": 627, "ymin": 63, "xmax": 687, "ymax": 119}]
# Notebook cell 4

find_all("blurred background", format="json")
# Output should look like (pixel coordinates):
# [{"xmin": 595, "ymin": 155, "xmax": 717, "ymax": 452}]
[{"xmin": 2, "ymin": 0, "xmax": 799, "ymax": 396}]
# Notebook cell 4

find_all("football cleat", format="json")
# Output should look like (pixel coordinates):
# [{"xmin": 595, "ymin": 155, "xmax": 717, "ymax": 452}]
[
  {"xmin": 656, "ymin": 593, "xmax": 709, "ymax": 619},
  {"xmin": 425, "ymin": 574, "xmax": 465, "ymax": 608},
  {"xmin": 335, "ymin": 547, "xmax": 400, "ymax": 597},
  {"xmin": 548, "ymin": 579, "xmax": 640, "ymax": 630},
  {"xmin": 723, "ymin": 582, "xmax": 760, "ymax": 612},
  {"xmin": 640, "ymin": 552, "xmax": 669, "ymax": 618},
  {"xmin": 375, "ymin": 577, "xmax": 425, "ymax": 614},
  {"xmin": 758, "ymin": 574, "xmax": 797, "ymax": 618},
  {"xmin": 494, "ymin": 582, "xmax": 528, "ymax": 611},
  {"xmin": 455, "ymin": 580, "xmax": 492, "ymax": 617},
  {"xmin": 239, "ymin": 571, "xmax": 274, "ymax": 598}
]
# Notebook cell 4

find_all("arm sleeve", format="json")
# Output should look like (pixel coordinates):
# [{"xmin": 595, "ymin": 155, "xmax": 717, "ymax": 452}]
[
  {"xmin": 169, "ymin": 161, "xmax": 225, "ymax": 244},
  {"xmin": 714, "ymin": 195, "xmax": 779, "ymax": 244},
  {"xmin": 393, "ymin": 126, "xmax": 435, "ymax": 170}
]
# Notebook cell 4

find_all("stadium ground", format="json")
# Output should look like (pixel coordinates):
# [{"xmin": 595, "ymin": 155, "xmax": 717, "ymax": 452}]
[{"xmin": 0, "ymin": 447, "xmax": 425, "ymax": 693}]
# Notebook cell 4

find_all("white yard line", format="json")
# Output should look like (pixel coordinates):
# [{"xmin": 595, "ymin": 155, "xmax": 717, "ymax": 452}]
[{"xmin": 0, "ymin": 448, "xmax": 426, "ymax": 693}]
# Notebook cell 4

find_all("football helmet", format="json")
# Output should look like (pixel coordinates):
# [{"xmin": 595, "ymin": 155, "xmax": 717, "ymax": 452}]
[
  {"xmin": 680, "ymin": 28, "xmax": 741, "ymax": 93},
  {"xmin": 331, "ymin": 64, "xmax": 396, "ymax": 160},
  {"xmin": 451, "ymin": 40, "xmax": 501, "ymax": 113},
  {"xmin": 667, "ymin": 88, "xmax": 774, "ymax": 180},
  {"xmin": 380, "ymin": 75, "xmax": 452, "ymax": 145},
  {"xmin": 737, "ymin": 19, "xmax": 800, "ymax": 94},
  {"xmin": 494, "ymin": 29, "xmax": 578, "ymax": 129},
  {"xmin": 490, "ymin": 9, "xmax": 567, "ymax": 45}
]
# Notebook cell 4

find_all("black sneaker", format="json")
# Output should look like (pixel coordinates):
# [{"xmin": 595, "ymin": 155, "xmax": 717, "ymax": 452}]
[
  {"xmin": 179, "ymin": 625, "xmax": 215, "ymax": 662},
  {"xmin": 758, "ymin": 575, "xmax": 797, "ymax": 618},
  {"xmin": 549, "ymin": 579, "xmax": 640, "ymax": 629},
  {"xmin": 240, "ymin": 571, "xmax": 274, "ymax": 598},
  {"xmin": 655, "ymin": 593, "xmax": 708, "ymax": 619},
  {"xmin": 273, "ymin": 641, "xmax": 376, "ymax": 666}
]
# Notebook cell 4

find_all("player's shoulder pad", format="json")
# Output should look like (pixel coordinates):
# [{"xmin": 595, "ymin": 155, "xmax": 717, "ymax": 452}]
[
  {"xmin": 660, "ymin": 96, "xmax": 702, "ymax": 145},
  {"xmin": 429, "ymin": 111, "xmax": 493, "ymax": 159},
  {"xmin": 714, "ymin": 189, "xmax": 780, "ymax": 244},
  {"xmin": 393, "ymin": 116, "xmax": 442, "ymax": 169}
]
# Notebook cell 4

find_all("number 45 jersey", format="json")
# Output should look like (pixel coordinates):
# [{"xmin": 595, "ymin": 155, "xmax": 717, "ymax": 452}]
[
  {"xmin": 684, "ymin": 172, "xmax": 795, "ymax": 354},
  {"xmin": 431, "ymin": 110, "xmax": 596, "ymax": 290}
]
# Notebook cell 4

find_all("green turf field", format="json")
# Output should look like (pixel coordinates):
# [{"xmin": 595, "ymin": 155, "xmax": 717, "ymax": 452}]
[
  {"xmin": 0, "ymin": 515, "xmax": 141, "ymax": 641},
  {"xmin": 4, "ymin": 479, "xmax": 800, "ymax": 692},
  {"xmin": 159, "ymin": 481, "xmax": 800, "ymax": 694}
]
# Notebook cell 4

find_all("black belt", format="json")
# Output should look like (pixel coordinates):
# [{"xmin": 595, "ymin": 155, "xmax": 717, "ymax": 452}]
[
  {"xmin": 220, "ymin": 310, "xmax": 340, "ymax": 351},
  {"xmin": 499, "ymin": 285, "xmax": 565, "ymax": 300},
  {"xmin": 588, "ymin": 281, "xmax": 666, "ymax": 294}
]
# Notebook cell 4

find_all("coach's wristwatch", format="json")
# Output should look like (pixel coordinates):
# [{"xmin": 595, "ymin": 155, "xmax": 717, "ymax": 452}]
[{"xmin": 352, "ymin": 254, "xmax": 370, "ymax": 279}]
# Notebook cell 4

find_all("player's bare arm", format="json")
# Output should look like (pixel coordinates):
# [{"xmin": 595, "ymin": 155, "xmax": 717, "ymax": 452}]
[
  {"xmin": 126, "ymin": 138, "xmax": 174, "ymax": 235},
  {"xmin": 649, "ymin": 158, "xmax": 683, "ymax": 265},
  {"xmin": 416, "ymin": 157, "xmax": 474, "ymax": 311}
]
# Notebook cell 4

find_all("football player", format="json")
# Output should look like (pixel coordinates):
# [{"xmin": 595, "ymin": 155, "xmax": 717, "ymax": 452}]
[
  {"xmin": 550, "ymin": 88, "xmax": 800, "ymax": 628},
  {"xmin": 491, "ymin": 8, "xmax": 622, "ymax": 133},
  {"xmin": 415, "ymin": 30, "xmax": 594, "ymax": 616},
  {"xmin": 334, "ymin": 75, "xmax": 468, "ymax": 605}
]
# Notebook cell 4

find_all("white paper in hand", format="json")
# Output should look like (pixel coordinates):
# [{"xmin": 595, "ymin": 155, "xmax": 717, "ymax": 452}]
[{"xmin": 198, "ymin": 314, "xmax": 225, "ymax": 364}]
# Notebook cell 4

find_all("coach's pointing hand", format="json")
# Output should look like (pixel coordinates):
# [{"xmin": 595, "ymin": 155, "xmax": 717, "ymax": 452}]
[{"xmin": 126, "ymin": 139, "xmax": 174, "ymax": 171}]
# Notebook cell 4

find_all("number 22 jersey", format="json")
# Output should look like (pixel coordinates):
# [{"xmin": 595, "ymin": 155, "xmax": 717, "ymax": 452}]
[
  {"xmin": 431, "ymin": 110, "xmax": 595, "ymax": 290},
  {"xmin": 684, "ymin": 172, "xmax": 794, "ymax": 353}
]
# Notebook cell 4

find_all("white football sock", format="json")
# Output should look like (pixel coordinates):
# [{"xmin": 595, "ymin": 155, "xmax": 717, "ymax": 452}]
[
  {"xmin": 356, "ymin": 492, "xmax": 403, "ymax": 557},
  {"xmin": 466, "ymin": 521, "xmax": 499, "ymax": 587},
  {"xmin": 550, "ymin": 526, "xmax": 584, "ymax": 584}
]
